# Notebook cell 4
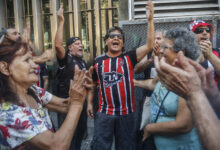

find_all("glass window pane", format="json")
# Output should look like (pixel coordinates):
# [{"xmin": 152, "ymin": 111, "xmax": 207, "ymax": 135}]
[
  {"xmin": 41, "ymin": 0, "xmax": 52, "ymax": 49},
  {"xmin": 24, "ymin": 0, "xmax": 33, "ymax": 16},
  {"xmin": 81, "ymin": 11, "xmax": 89, "ymax": 52},
  {"xmin": 113, "ymin": 9, "xmax": 118, "ymax": 26},
  {"xmin": 6, "ymin": 0, "xmax": 14, "ymax": 17},
  {"xmin": 62, "ymin": 0, "xmax": 69, "ymax": 12},
  {"xmin": 100, "ymin": 0, "xmax": 108, "ymax": 8},
  {"xmin": 63, "ymin": 13, "xmax": 70, "ymax": 45},
  {"xmin": 42, "ymin": 0, "xmax": 50, "ymax": 14},
  {"xmin": 80, "ymin": 0, "xmax": 87, "ymax": 10},
  {"xmin": 43, "ymin": 15, "xmax": 52, "ymax": 49},
  {"xmin": 8, "ymin": 18, "xmax": 15, "ymax": 28},
  {"xmin": 101, "ymin": 9, "xmax": 109, "ymax": 50},
  {"xmin": 23, "ymin": 0, "xmax": 34, "ymax": 42}
]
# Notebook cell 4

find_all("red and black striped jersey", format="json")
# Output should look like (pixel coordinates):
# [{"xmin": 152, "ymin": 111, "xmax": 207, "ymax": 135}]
[{"xmin": 93, "ymin": 50, "xmax": 137, "ymax": 116}]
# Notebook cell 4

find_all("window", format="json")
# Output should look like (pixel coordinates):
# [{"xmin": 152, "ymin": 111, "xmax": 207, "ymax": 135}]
[{"xmin": 41, "ymin": 0, "xmax": 52, "ymax": 49}]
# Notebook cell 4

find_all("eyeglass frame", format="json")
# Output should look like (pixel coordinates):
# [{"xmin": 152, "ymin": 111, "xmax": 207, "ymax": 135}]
[
  {"xmin": 108, "ymin": 33, "xmax": 123, "ymax": 40},
  {"xmin": 194, "ymin": 27, "xmax": 211, "ymax": 34}
]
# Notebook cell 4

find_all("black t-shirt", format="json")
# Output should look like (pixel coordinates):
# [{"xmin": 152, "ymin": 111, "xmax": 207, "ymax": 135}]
[{"xmin": 55, "ymin": 53, "xmax": 86, "ymax": 98}]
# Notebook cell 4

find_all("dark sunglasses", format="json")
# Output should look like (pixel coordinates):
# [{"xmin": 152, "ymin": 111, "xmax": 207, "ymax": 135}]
[
  {"xmin": 194, "ymin": 27, "xmax": 210, "ymax": 34},
  {"xmin": 109, "ymin": 34, "xmax": 123, "ymax": 40}
]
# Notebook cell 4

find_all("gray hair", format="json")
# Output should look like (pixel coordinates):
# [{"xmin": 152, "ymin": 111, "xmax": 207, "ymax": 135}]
[{"xmin": 165, "ymin": 27, "xmax": 201, "ymax": 60}]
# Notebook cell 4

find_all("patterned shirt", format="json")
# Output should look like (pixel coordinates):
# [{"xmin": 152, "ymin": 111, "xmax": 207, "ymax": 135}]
[
  {"xmin": 93, "ymin": 50, "xmax": 137, "ymax": 116},
  {"xmin": 0, "ymin": 85, "xmax": 53, "ymax": 149}
]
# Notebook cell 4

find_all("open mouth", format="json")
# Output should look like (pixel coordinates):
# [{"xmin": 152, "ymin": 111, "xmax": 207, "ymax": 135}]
[
  {"xmin": 201, "ymin": 37, "xmax": 208, "ymax": 41},
  {"xmin": 78, "ymin": 48, "xmax": 83, "ymax": 51},
  {"xmin": 112, "ymin": 41, "xmax": 119, "ymax": 46}
]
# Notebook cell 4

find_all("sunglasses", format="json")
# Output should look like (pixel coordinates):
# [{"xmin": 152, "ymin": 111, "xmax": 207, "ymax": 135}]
[
  {"xmin": 194, "ymin": 27, "xmax": 210, "ymax": 34},
  {"xmin": 109, "ymin": 34, "xmax": 123, "ymax": 40}
]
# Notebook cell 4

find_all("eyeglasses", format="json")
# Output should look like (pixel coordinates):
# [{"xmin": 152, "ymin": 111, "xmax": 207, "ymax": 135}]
[
  {"xmin": 194, "ymin": 27, "xmax": 210, "ymax": 34},
  {"xmin": 109, "ymin": 34, "xmax": 123, "ymax": 40},
  {"xmin": 160, "ymin": 44, "xmax": 173, "ymax": 50}
]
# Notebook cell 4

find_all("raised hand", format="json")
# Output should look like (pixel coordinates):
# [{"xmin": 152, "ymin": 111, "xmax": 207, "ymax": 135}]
[
  {"xmin": 22, "ymin": 21, "xmax": 31, "ymax": 43},
  {"xmin": 146, "ymin": 0, "xmax": 154, "ymax": 21},
  {"xmin": 57, "ymin": 4, "xmax": 64, "ymax": 22},
  {"xmin": 200, "ymin": 40, "xmax": 212, "ymax": 58}
]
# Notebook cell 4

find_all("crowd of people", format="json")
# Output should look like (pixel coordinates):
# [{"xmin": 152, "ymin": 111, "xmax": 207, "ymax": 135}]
[{"xmin": 0, "ymin": 0, "xmax": 220, "ymax": 150}]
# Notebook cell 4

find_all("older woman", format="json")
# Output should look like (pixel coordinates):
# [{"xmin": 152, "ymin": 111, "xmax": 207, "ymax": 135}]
[
  {"xmin": 0, "ymin": 37, "xmax": 87, "ymax": 149},
  {"xmin": 143, "ymin": 28, "xmax": 203, "ymax": 150}
]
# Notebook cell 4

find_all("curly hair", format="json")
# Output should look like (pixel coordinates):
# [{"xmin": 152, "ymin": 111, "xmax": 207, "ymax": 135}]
[{"xmin": 165, "ymin": 27, "xmax": 201, "ymax": 60}]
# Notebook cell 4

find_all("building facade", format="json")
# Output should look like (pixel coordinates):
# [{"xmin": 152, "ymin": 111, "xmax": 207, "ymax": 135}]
[
  {"xmin": 1, "ymin": 0, "xmax": 220, "ymax": 63},
  {"xmin": 0, "ymin": 0, "xmax": 119, "ymax": 64}
]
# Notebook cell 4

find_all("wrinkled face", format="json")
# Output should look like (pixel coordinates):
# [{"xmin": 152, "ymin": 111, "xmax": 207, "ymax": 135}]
[
  {"xmin": 6, "ymin": 28, "xmax": 21, "ymax": 41},
  {"xmin": 106, "ymin": 30, "xmax": 124, "ymax": 55},
  {"xmin": 154, "ymin": 32, "xmax": 164, "ymax": 45},
  {"xmin": 161, "ymin": 38, "xmax": 178, "ymax": 65},
  {"xmin": 194, "ymin": 26, "xmax": 211, "ymax": 43},
  {"xmin": 68, "ymin": 40, "xmax": 83, "ymax": 58},
  {"xmin": 8, "ymin": 48, "xmax": 38, "ymax": 86}
]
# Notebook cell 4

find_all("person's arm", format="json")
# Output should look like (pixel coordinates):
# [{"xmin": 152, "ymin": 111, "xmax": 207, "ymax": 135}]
[
  {"xmin": 55, "ymin": 5, "xmax": 66, "ymax": 60},
  {"xmin": 33, "ymin": 49, "xmax": 55, "ymax": 64},
  {"xmin": 133, "ymin": 76, "xmax": 158, "ymax": 91},
  {"xmin": 136, "ymin": 0, "xmax": 154, "ymax": 62},
  {"xmin": 200, "ymin": 40, "xmax": 220, "ymax": 76},
  {"xmin": 187, "ymin": 89, "xmax": 220, "ymax": 150},
  {"xmin": 43, "ymin": 76, "xmax": 49, "ymax": 90},
  {"xmin": 27, "ymin": 66, "xmax": 87, "ymax": 150},
  {"xmin": 46, "ymin": 96, "xmax": 69, "ymax": 113},
  {"xmin": 134, "ymin": 55, "xmax": 154, "ymax": 74},
  {"xmin": 87, "ymin": 88, "xmax": 95, "ymax": 119},
  {"xmin": 144, "ymin": 97, "xmax": 193, "ymax": 136}
]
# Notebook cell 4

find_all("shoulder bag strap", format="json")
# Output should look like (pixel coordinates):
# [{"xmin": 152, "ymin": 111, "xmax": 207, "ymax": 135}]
[{"xmin": 153, "ymin": 91, "xmax": 170, "ymax": 123}]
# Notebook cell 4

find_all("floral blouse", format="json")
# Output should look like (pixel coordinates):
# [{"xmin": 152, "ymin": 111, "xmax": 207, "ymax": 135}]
[{"xmin": 0, "ymin": 85, "xmax": 53, "ymax": 150}]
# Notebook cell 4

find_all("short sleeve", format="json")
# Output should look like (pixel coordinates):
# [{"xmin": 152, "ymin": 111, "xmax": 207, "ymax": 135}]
[
  {"xmin": 0, "ymin": 103, "xmax": 48, "ymax": 149},
  {"xmin": 125, "ymin": 49, "xmax": 137, "ymax": 67},
  {"xmin": 57, "ymin": 52, "xmax": 68, "ymax": 67},
  {"xmin": 32, "ymin": 85, "xmax": 52, "ymax": 106}
]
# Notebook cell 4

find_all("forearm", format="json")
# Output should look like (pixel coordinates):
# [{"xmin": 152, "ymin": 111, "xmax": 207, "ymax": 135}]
[
  {"xmin": 55, "ymin": 20, "xmax": 65, "ymax": 59},
  {"xmin": 33, "ymin": 50, "xmax": 55, "ymax": 64},
  {"xmin": 46, "ymin": 96, "xmax": 68, "ymax": 113},
  {"xmin": 136, "ymin": 18, "xmax": 154, "ymax": 61},
  {"xmin": 146, "ymin": 18, "xmax": 154, "ymax": 55},
  {"xmin": 134, "ymin": 57, "xmax": 153, "ymax": 74},
  {"xmin": 88, "ymin": 89, "xmax": 94, "ymax": 105},
  {"xmin": 134, "ymin": 78, "xmax": 157, "ymax": 91},
  {"xmin": 46, "ymin": 103, "xmax": 68, "ymax": 113},
  {"xmin": 30, "ymin": 102, "xmax": 83, "ymax": 150},
  {"xmin": 187, "ymin": 90, "xmax": 220, "ymax": 150},
  {"xmin": 53, "ymin": 103, "xmax": 83, "ymax": 149},
  {"xmin": 146, "ymin": 119, "xmax": 192, "ymax": 136}
]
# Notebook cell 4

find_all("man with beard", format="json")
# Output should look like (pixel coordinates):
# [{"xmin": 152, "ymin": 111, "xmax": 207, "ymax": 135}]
[{"xmin": 54, "ymin": 5, "xmax": 87, "ymax": 150}]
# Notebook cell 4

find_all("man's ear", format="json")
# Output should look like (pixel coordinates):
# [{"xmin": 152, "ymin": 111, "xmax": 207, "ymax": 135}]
[{"xmin": 0, "ymin": 61, "xmax": 10, "ymax": 76}]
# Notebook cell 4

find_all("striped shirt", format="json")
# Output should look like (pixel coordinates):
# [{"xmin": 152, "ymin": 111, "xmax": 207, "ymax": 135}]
[{"xmin": 93, "ymin": 50, "xmax": 137, "ymax": 116}]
